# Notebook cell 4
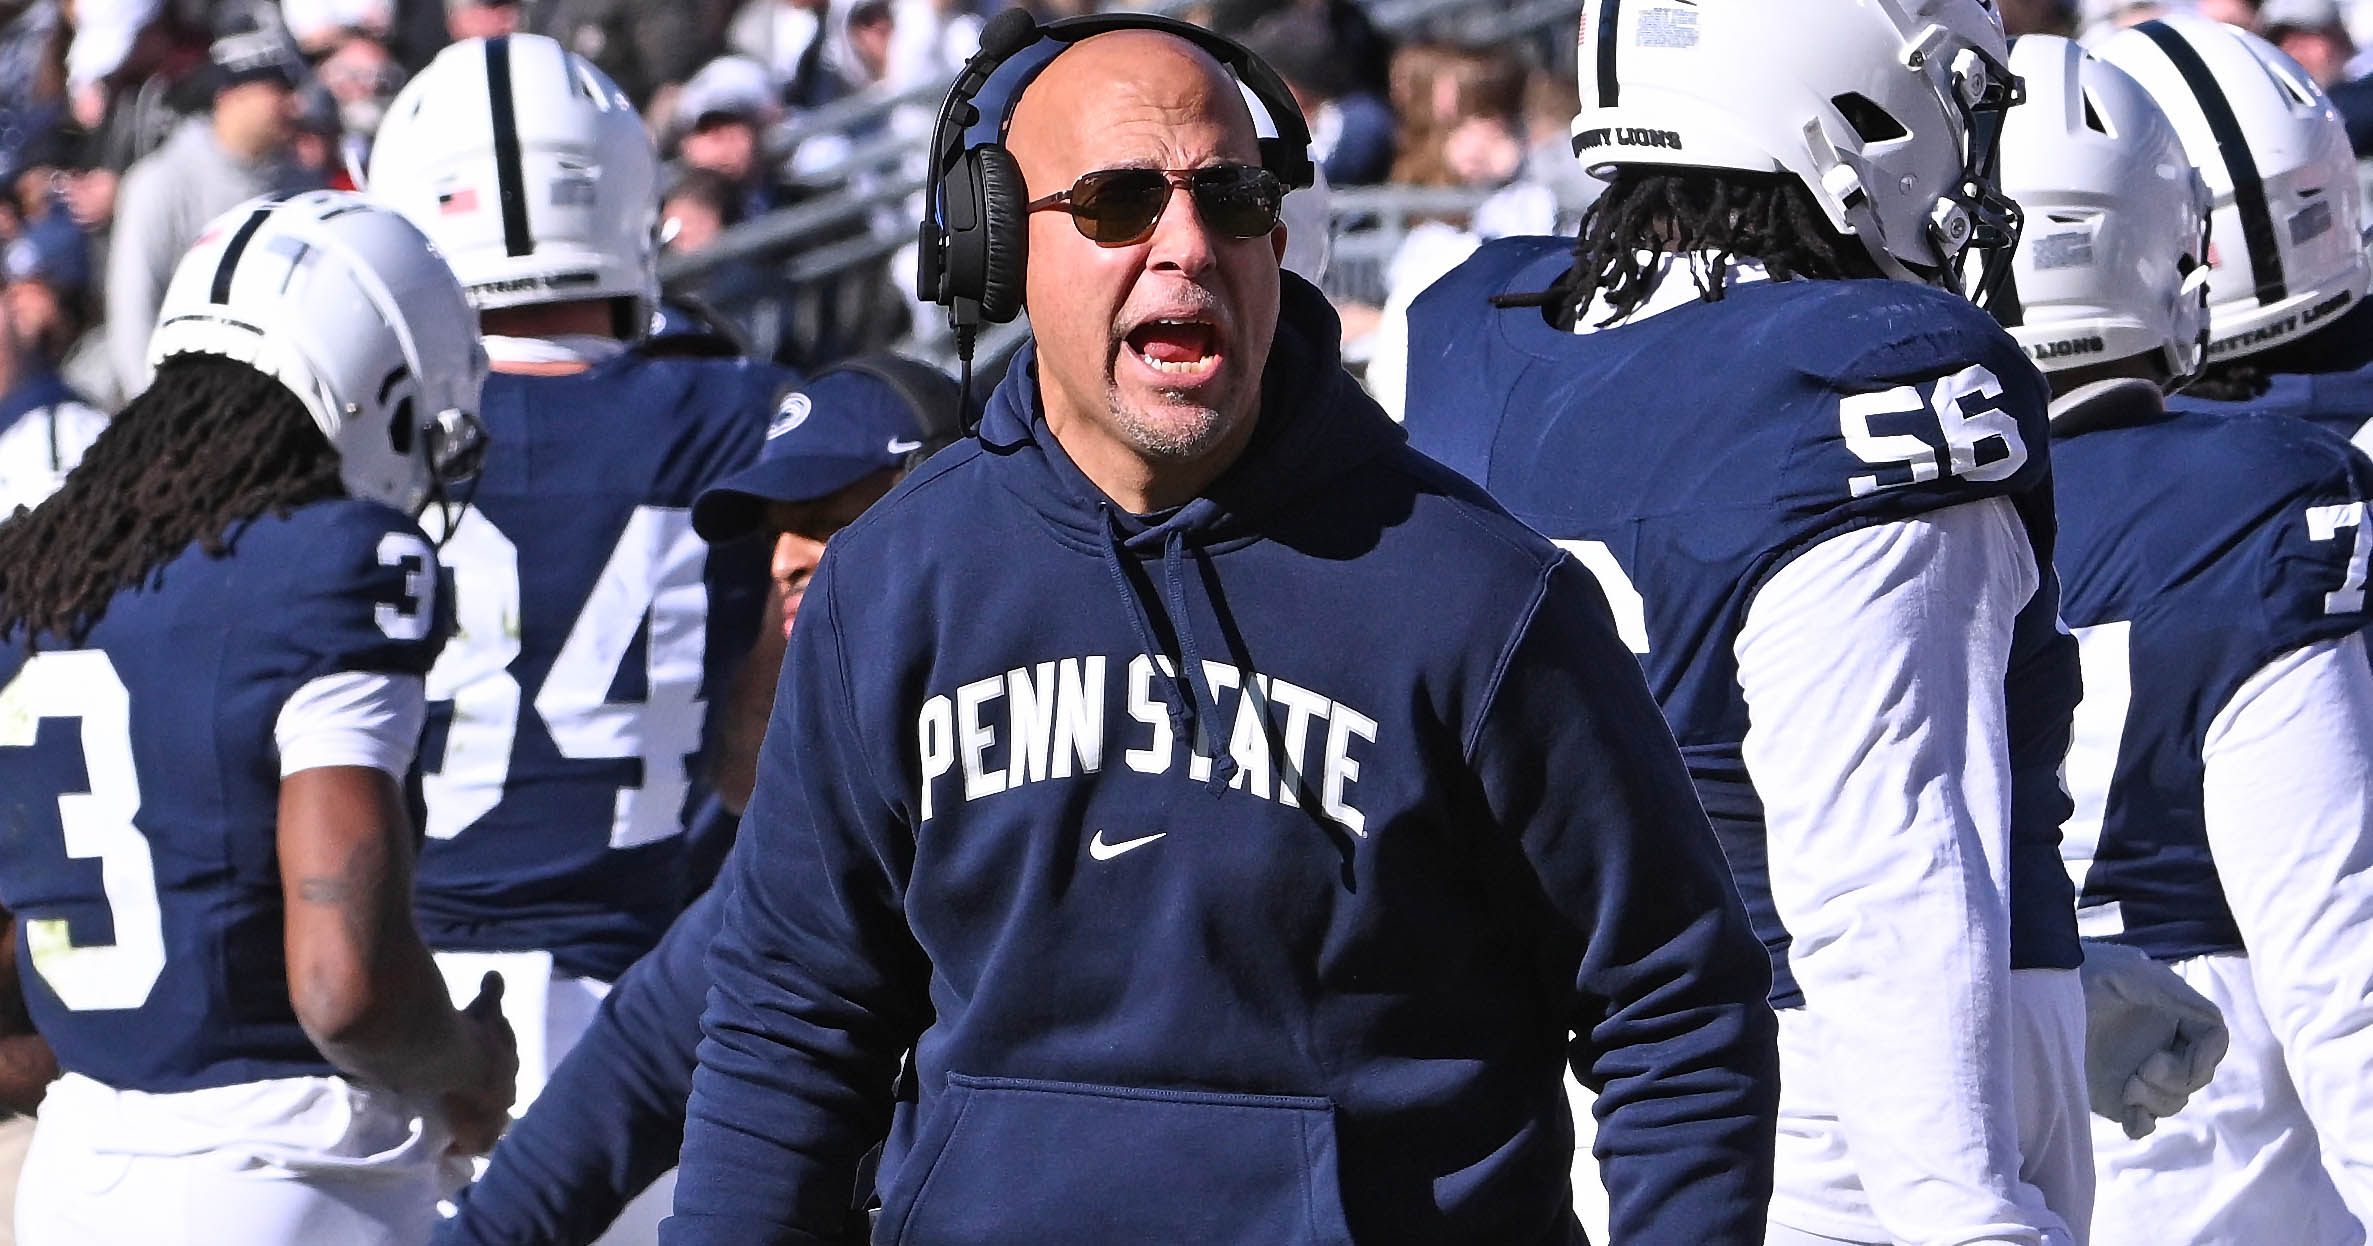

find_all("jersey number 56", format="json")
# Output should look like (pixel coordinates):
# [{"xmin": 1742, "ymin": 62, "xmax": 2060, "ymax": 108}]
[{"xmin": 1840, "ymin": 365, "xmax": 2029, "ymax": 499}]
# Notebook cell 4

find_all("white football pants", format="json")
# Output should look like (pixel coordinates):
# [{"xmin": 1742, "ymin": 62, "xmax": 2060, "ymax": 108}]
[
  {"xmin": 2090, "ymin": 953, "xmax": 2366, "ymax": 1246},
  {"xmin": 15, "ymin": 1072, "xmax": 462, "ymax": 1246}
]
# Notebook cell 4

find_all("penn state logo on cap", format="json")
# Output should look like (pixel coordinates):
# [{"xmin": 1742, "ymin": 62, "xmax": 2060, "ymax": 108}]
[
  {"xmin": 692, "ymin": 355, "xmax": 959, "ymax": 543},
  {"xmin": 769, "ymin": 392, "xmax": 812, "ymax": 440}
]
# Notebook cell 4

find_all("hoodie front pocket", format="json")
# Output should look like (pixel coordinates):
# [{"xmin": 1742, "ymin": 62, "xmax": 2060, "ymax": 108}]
[{"xmin": 879, "ymin": 1072, "xmax": 1354, "ymax": 1246}]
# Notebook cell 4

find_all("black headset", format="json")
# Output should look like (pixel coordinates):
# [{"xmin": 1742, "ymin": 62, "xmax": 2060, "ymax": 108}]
[{"xmin": 916, "ymin": 8, "xmax": 1316, "ymax": 346}]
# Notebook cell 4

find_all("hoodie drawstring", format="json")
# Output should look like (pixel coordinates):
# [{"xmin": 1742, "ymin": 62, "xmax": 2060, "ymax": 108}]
[
  {"xmin": 1162, "ymin": 528, "xmax": 1239, "ymax": 792},
  {"xmin": 1097, "ymin": 509, "xmax": 1239, "ymax": 793}
]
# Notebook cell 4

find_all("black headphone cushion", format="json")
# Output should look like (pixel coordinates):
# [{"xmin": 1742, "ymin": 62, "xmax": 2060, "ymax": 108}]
[{"xmin": 973, "ymin": 145, "xmax": 1028, "ymax": 326}]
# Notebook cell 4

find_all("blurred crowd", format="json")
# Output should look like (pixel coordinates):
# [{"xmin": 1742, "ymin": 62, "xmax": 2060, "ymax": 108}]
[
  {"xmin": 7, "ymin": 0, "xmax": 2367, "ymax": 438},
  {"xmin": 0, "ymin": 0, "xmax": 1602, "ymax": 420}
]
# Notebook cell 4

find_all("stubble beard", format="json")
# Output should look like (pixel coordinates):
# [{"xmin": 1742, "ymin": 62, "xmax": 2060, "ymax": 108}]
[{"xmin": 1101, "ymin": 375, "xmax": 1248, "ymax": 462}]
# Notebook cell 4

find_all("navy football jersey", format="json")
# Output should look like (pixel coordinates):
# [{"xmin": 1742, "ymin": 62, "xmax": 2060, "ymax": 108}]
[
  {"xmin": 1404, "ymin": 238, "xmax": 2083, "ymax": 1006},
  {"xmin": 0, "ymin": 499, "xmax": 445, "ymax": 1093},
  {"xmin": 414, "ymin": 346, "xmax": 785, "ymax": 981},
  {"xmin": 2173, "ymin": 296, "xmax": 2373, "ymax": 444},
  {"xmin": 2055, "ymin": 405, "xmax": 2373, "ymax": 960}
]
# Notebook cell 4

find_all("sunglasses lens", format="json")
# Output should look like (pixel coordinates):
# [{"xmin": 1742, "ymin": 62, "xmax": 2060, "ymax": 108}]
[
  {"xmin": 1068, "ymin": 170, "xmax": 1171, "ymax": 244},
  {"xmin": 1061, "ymin": 166, "xmax": 1285, "ymax": 244},
  {"xmin": 1192, "ymin": 166, "xmax": 1284, "ymax": 239}
]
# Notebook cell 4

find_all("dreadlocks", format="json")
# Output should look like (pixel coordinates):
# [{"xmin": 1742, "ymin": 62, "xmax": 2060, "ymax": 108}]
[
  {"xmin": 1493, "ymin": 168, "xmax": 1884, "ymax": 330},
  {"xmin": 0, "ymin": 355, "xmax": 345, "ymax": 651}
]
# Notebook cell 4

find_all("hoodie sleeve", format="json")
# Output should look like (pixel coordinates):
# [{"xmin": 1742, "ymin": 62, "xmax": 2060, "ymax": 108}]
[
  {"xmin": 666, "ymin": 565, "xmax": 931, "ymax": 1245},
  {"xmin": 1467, "ymin": 555, "xmax": 1779, "ymax": 1244}
]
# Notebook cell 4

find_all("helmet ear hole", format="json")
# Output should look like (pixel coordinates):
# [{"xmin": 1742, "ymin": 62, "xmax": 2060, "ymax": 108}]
[
  {"xmin": 1831, "ymin": 93, "xmax": 1907, "ymax": 143},
  {"xmin": 2082, "ymin": 90, "xmax": 2112, "ymax": 137},
  {"xmin": 388, "ymin": 397, "xmax": 416, "ymax": 456}
]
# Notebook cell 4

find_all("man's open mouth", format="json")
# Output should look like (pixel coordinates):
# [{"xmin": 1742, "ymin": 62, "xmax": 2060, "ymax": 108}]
[{"xmin": 1125, "ymin": 317, "xmax": 1222, "ymax": 378}]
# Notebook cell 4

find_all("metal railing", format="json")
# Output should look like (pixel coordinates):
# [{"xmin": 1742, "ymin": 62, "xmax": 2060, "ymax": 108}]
[
  {"xmin": 1321, "ymin": 183, "xmax": 1503, "ymax": 306},
  {"xmin": 660, "ymin": 177, "xmax": 918, "ymax": 287}
]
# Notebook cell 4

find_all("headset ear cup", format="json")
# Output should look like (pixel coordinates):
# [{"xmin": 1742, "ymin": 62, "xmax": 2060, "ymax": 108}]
[{"xmin": 974, "ymin": 146, "xmax": 1028, "ymax": 325}]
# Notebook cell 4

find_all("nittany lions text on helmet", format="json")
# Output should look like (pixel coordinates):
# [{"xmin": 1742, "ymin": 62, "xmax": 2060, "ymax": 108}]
[
  {"xmin": 1992, "ymin": 35, "xmax": 2213, "ymax": 387},
  {"xmin": 1570, "ymin": 0, "xmax": 2024, "ymax": 290},
  {"xmin": 2096, "ymin": 15, "xmax": 2370, "ymax": 363}
]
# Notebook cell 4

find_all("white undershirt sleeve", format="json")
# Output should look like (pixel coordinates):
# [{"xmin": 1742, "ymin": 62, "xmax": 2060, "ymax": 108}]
[
  {"xmin": 2202, "ymin": 631, "xmax": 2373, "ymax": 1223},
  {"xmin": 274, "ymin": 670, "xmax": 428, "ymax": 780},
  {"xmin": 1738, "ymin": 497, "xmax": 2061, "ymax": 1245}
]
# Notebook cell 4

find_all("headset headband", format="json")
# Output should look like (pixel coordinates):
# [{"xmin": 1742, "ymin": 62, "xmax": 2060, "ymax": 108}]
[{"xmin": 919, "ymin": 8, "xmax": 1316, "ymax": 310}]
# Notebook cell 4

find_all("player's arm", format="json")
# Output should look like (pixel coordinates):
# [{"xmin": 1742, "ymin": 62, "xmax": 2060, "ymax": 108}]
[
  {"xmin": 1471, "ymin": 556, "xmax": 1778, "ymax": 1244},
  {"xmin": 280, "ymin": 763, "xmax": 515, "ymax": 1149},
  {"xmin": 275, "ymin": 666, "xmax": 516, "ymax": 1153},
  {"xmin": 2203, "ymin": 631, "xmax": 2373, "ymax": 1216},
  {"xmin": 442, "ymin": 883, "xmax": 726, "ymax": 1246},
  {"xmin": 1737, "ymin": 498, "xmax": 2060, "ymax": 1244},
  {"xmin": 669, "ymin": 562, "xmax": 928, "ymax": 1244},
  {"xmin": 0, "ymin": 914, "xmax": 58, "ymax": 1114}
]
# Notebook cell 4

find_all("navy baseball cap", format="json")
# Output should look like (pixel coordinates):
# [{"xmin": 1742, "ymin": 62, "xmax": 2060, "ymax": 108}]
[{"xmin": 692, "ymin": 355, "xmax": 961, "ymax": 541}]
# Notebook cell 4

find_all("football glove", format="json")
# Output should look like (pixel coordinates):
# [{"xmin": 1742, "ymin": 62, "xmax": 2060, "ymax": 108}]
[{"xmin": 2078, "ymin": 939, "xmax": 2230, "ymax": 1139}]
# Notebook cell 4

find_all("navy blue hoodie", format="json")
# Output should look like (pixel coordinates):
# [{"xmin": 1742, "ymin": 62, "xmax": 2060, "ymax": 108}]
[{"xmin": 668, "ymin": 277, "xmax": 1778, "ymax": 1245}]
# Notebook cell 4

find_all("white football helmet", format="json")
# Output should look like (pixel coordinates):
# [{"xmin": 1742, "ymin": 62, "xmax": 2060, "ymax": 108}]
[
  {"xmin": 2095, "ymin": 15, "xmax": 2370, "ymax": 362},
  {"xmin": 1570, "ymin": 0, "xmax": 2022, "ymax": 292},
  {"xmin": 366, "ymin": 33, "xmax": 658, "ymax": 324},
  {"xmin": 1996, "ymin": 35, "xmax": 2212, "ymax": 387},
  {"xmin": 149, "ymin": 191, "xmax": 490, "ymax": 516}
]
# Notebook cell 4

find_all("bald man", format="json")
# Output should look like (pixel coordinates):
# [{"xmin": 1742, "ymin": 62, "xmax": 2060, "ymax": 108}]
[{"xmin": 666, "ymin": 28, "xmax": 1780, "ymax": 1246}]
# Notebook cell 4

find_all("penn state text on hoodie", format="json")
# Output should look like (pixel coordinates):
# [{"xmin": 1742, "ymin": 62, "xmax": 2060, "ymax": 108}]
[{"xmin": 667, "ymin": 277, "xmax": 1780, "ymax": 1246}]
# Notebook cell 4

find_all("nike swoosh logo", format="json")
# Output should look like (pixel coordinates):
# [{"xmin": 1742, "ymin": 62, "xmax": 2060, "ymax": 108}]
[
  {"xmin": 1089, "ymin": 830, "xmax": 1166, "ymax": 860},
  {"xmin": 886, "ymin": 438, "xmax": 923, "ymax": 454}
]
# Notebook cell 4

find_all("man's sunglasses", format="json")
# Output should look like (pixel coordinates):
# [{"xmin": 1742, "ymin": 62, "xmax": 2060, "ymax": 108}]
[{"xmin": 1026, "ymin": 164, "xmax": 1286, "ymax": 246}]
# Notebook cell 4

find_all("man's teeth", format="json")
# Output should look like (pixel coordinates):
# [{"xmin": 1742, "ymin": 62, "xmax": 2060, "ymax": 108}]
[{"xmin": 1134, "ymin": 319, "xmax": 1218, "ymax": 373}]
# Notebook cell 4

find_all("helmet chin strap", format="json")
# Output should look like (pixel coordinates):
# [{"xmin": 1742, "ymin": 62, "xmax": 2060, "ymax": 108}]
[
  {"xmin": 1805, "ymin": 109, "xmax": 2021, "ymax": 299},
  {"xmin": 419, "ymin": 405, "xmax": 489, "ymax": 542},
  {"xmin": 1940, "ymin": 169, "xmax": 2024, "ymax": 307},
  {"xmin": 423, "ymin": 469, "xmax": 483, "ymax": 546}
]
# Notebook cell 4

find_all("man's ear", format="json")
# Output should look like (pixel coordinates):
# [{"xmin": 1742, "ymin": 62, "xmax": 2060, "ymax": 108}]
[{"xmin": 1271, "ymin": 224, "xmax": 1289, "ymax": 264}]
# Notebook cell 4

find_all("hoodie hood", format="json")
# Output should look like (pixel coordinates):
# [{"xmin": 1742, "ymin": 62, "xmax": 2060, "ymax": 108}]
[{"xmin": 975, "ymin": 272, "xmax": 1406, "ymax": 557}]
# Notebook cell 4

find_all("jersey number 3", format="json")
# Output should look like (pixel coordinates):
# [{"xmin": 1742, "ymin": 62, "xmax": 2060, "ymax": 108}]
[
  {"xmin": 423, "ymin": 506, "xmax": 709, "ymax": 849},
  {"xmin": 0, "ymin": 651, "xmax": 165, "ymax": 1010}
]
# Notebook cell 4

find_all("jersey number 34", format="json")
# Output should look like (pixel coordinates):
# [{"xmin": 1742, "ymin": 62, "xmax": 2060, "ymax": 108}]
[{"xmin": 422, "ymin": 505, "xmax": 707, "ymax": 850}]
